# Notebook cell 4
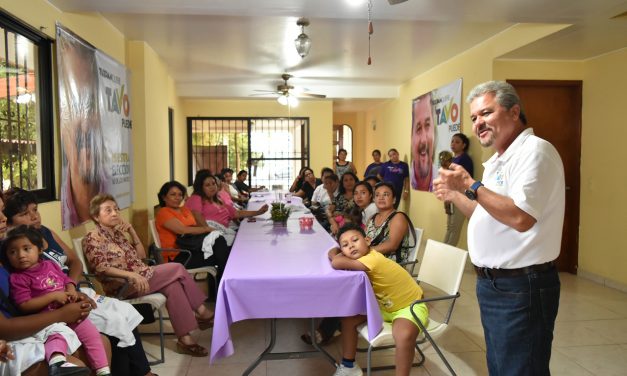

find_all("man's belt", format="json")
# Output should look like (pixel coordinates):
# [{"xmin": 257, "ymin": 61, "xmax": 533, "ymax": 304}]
[{"xmin": 474, "ymin": 261, "xmax": 555, "ymax": 279}]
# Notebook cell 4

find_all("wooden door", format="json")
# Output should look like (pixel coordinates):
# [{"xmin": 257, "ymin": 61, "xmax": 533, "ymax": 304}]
[{"xmin": 508, "ymin": 80, "xmax": 581, "ymax": 274}]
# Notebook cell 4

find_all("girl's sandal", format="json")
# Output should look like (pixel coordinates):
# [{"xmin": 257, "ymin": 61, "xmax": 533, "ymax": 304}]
[{"xmin": 176, "ymin": 341, "xmax": 208, "ymax": 357}]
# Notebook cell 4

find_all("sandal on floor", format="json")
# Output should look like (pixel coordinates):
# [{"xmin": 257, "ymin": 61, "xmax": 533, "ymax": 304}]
[
  {"xmin": 176, "ymin": 341, "xmax": 208, "ymax": 357},
  {"xmin": 300, "ymin": 330, "xmax": 334, "ymax": 346}
]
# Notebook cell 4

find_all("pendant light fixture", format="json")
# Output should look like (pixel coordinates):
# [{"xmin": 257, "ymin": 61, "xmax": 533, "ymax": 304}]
[{"xmin": 294, "ymin": 18, "xmax": 311, "ymax": 58}]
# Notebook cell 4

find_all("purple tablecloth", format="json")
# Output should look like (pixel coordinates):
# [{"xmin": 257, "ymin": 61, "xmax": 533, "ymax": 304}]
[{"xmin": 209, "ymin": 193, "xmax": 383, "ymax": 363}]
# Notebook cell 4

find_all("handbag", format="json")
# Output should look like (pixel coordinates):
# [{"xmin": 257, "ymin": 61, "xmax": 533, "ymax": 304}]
[{"xmin": 174, "ymin": 233, "xmax": 207, "ymax": 253}]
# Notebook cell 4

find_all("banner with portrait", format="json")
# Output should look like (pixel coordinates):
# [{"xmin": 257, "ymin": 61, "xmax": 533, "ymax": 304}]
[
  {"xmin": 410, "ymin": 78, "xmax": 462, "ymax": 191},
  {"xmin": 57, "ymin": 25, "xmax": 133, "ymax": 229}
]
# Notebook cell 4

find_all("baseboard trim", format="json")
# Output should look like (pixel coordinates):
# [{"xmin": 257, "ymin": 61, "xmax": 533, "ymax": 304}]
[{"xmin": 577, "ymin": 269, "xmax": 627, "ymax": 293}]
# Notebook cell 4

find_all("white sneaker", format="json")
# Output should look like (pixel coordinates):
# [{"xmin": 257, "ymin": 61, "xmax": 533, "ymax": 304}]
[{"xmin": 332, "ymin": 363, "xmax": 363, "ymax": 376}]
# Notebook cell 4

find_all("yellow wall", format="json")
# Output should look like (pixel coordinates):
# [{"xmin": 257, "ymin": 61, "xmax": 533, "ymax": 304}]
[
  {"xmin": 0, "ymin": 1, "xmax": 127, "ymax": 243},
  {"xmin": 127, "ymin": 41, "xmax": 181, "ymax": 212},
  {"xmin": 493, "ymin": 51, "xmax": 627, "ymax": 287},
  {"xmin": 0, "ymin": 1, "xmax": 182, "ymax": 246},
  {"xmin": 333, "ymin": 112, "xmax": 368, "ymax": 176},
  {"xmin": 182, "ymin": 99, "xmax": 334, "ymax": 177},
  {"xmin": 362, "ymin": 24, "xmax": 570, "ymax": 249},
  {"xmin": 579, "ymin": 49, "xmax": 627, "ymax": 286},
  {"xmin": 3, "ymin": 2, "xmax": 626, "ymax": 288}
]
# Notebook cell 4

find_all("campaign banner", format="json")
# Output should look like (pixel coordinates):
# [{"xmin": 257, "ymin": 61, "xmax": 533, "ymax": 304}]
[
  {"xmin": 410, "ymin": 78, "xmax": 462, "ymax": 191},
  {"xmin": 57, "ymin": 25, "xmax": 133, "ymax": 229}
]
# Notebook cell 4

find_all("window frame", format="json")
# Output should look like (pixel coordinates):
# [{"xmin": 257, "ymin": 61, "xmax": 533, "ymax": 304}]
[
  {"xmin": 0, "ymin": 10, "xmax": 55, "ymax": 202},
  {"xmin": 186, "ymin": 117, "xmax": 310, "ymax": 189}
]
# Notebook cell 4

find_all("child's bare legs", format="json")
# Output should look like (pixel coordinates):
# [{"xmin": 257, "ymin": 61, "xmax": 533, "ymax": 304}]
[
  {"xmin": 392, "ymin": 318, "xmax": 419, "ymax": 376},
  {"xmin": 340, "ymin": 315, "xmax": 367, "ymax": 360}
]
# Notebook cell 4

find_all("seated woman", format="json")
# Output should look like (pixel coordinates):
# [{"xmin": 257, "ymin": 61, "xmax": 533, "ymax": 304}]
[
  {"xmin": 2, "ymin": 188, "xmax": 156, "ymax": 376},
  {"xmin": 233, "ymin": 170, "xmax": 264, "ymax": 197},
  {"xmin": 326, "ymin": 172, "xmax": 358, "ymax": 235},
  {"xmin": 213, "ymin": 173, "xmax": 236, "ymax": 208},
  {"xmin": 155, "ymin": 180, "xmax": 231, "ymax": 285},
  {"xmin": 293, "ymin": 167, "xmax": 322, "ymax": 204},
  {"xmin": 288, "ymin": 166, "xmax": 309, "ymax": 193},
  {"xmin": 366, "ymin": 182, "xmax": 415, "ymax": 263},
  {"xmin": 220, "ymin": 168, "xmax": 247, "ymax": 206},
  {"xmin": 0, "ymin": 192, "xmax": 110, "ymax": 376},
  {"xmin": 186, "ymin": 170, "xmax": 267, "ymax": 230},
  {"xmin": 346, "ymin": 181, "xmax": 378, "ymax": 228},
  {"xmin": 83, "ymin": 194, "xmax": 214, "ymax": 357}
]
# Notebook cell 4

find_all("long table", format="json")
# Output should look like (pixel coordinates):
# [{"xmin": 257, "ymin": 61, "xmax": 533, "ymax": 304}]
[{"xmin": 209, "ymin": 192, "xmax": 383, "ymax": 372}]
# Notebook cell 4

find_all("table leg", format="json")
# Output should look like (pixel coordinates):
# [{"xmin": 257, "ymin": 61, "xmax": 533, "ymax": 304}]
[
  {"xmin": 308, "ymin": 319, "xmax": 337, "ymax": 365},
  {"xmin": 242, "ymin": 319, "xmax": 337, "ymax": 376}
]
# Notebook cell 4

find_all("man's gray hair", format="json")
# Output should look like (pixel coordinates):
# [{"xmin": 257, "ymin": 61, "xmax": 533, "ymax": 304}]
[{"xmin": 466, "ymin": 81, "xmax": 527, "ymax": 125}]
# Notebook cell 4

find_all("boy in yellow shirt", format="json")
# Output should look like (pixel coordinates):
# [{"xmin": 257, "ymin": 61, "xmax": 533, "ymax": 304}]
[{"xmin": 328, "ymin": 223, "xmax": 428, "ymax": 376}]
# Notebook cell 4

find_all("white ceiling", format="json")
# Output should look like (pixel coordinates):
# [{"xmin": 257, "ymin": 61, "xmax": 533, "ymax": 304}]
[{"xmin": 49, "ymin": 0, "xmax": 627, "ymax": 111}]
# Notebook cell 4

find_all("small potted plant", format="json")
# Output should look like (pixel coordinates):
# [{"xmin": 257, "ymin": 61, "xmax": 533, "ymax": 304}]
[{"xmin": 270, "ymin": 202, "xmax": 291, "ymax": 226}]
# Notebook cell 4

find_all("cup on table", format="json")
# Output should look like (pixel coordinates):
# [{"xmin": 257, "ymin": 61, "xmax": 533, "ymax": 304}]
[
  {"xmin": 299, "ymin": 216, "xmax": 314, "ymax": 230},
  {"xmin": 285, "ymin": 193, "xmax": 292, "ymax": 203}
]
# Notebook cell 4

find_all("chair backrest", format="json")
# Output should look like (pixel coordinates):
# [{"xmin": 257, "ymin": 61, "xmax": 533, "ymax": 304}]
[
  {"xmin": 406, "ymin": 227, "xmax": 424, "ymax": 263},
  {"xmin": 148, "ymin": 219, "xmax": 161, "ymax": 248},
  {"xmin": 417, "ymin": 239, "xmax": 468, "ymax": 296},
  {"xmin": 72, "ymin": 237, "xmax": 91, "ymax": 274}
]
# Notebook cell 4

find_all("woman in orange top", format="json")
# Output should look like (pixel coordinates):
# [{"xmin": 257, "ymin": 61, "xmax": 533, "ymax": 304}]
[{"xmin": 155, "ymin": 181, "xmax": 231, "ymax": 285}]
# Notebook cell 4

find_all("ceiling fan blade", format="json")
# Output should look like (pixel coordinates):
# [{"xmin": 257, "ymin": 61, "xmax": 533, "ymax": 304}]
[
  {"xmin": 388, "ymin": 0, "xmax": 408, "ymax": 4},
  {"xmin": 298, "ymin": 93, "xmax": 326, "ymax": 99},
  {"xmin": 249, "ymin": 93, "xmax": 278, "ymax": 97}
]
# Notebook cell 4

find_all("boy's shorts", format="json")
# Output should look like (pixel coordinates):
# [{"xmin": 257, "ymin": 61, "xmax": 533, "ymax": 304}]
[{"xmin": 381, "ymin": 302, "xmax": 429, "ymax": 330}]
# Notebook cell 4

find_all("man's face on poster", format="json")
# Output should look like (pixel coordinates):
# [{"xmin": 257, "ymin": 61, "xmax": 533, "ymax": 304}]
[{"xmin": 412, "ymin": 95, "xmax": 434, "ymax": 180}]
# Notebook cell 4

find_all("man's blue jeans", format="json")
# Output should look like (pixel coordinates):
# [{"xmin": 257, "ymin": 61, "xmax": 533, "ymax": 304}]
[{"xmin": 476, "ymin": 267, "xmax": 560, "ymax": 376}]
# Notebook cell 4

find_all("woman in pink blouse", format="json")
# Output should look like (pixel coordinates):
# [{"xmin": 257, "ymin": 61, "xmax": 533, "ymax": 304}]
[
  {"xmin": 186, "ymin": 170, "xmax": 267, "ymax": 227},
  {"xmin": 83, "ymin": 194, "xmax": 214, "ymax": 357}
]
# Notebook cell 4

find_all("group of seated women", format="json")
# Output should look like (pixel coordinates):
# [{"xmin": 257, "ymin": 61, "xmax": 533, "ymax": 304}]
[
  {"xmin": 0, "ymin": 189, "xmax": 159, "ymax": 375},
  {"xmin": 0, "ymin": 162, "xmax": 417, "ymax": 372},
  {"xmin": 154, "ymin": 171, "xmax": 267, "ymax": 285},
  {"xmin": 291, "ymin": 166, "xmax": 415, "ymax": 265}
]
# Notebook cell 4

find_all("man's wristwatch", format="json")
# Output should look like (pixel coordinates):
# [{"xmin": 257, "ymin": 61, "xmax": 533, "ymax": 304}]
[{"xmin": 464, "ymin": 181, "xmax": 484, "ymax": 201}]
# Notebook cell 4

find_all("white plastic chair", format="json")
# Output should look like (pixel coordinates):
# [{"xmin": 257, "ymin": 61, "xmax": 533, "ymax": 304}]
[
  {"xmin": 148, "ymin": 219, "xmax": 218, "ymax": 290},
  {"xmin": 72, "ymin": 237, "xmax": 167, "ymax": 365},
  {"xmin": 357, "ymin": 239, "xmax": 468, "ymax": 376},
  {"xmin": 398, "ymin": 227, "xmax": 423, "ymax": 277}
]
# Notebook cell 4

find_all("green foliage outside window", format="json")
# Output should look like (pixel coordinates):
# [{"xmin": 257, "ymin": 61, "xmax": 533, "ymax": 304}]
[{"xmin": 0, "ymin": 96, "xmax": 40, "ymax": 190}]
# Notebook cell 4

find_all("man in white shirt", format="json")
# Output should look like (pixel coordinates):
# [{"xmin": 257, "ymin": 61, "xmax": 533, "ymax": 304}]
[{"xmin": 433, "ymin": 81, "xmax": 564, "ymax": 376}]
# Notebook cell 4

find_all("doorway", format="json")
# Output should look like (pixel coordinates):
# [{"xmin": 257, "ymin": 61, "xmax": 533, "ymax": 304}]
[{"xmin": 508, "ymin": 80, "xmax": 582, "ymax": 274}]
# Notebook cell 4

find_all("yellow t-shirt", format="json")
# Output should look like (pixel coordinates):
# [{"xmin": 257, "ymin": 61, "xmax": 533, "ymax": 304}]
[{"xmin": 358, "ymin": 249, "xmax": 423, "ymax": 312}]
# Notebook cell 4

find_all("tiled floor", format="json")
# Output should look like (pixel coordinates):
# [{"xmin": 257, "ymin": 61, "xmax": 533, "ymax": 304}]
[{"xmin": 143, "ymin": 272, "xmax": 627, "ymax": 375}]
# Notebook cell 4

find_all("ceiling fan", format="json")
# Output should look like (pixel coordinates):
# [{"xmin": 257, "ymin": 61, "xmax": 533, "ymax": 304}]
[
  {"xmin": 387, "ymin": 0, "xmax": 409, "ymax": 4},
  {"xmin": 252, "ymin": 73, "xmax": 326, "ymax": 106}
]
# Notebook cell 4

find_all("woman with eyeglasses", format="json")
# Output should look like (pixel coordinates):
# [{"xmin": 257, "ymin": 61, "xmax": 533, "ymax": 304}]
[
  {"xmin": 365, "ymin": 182, "xmax": 414, "ymax": 263},
  {"xmin": 293, "ymin": 168, "xmax": 321, "ymax": 203}
]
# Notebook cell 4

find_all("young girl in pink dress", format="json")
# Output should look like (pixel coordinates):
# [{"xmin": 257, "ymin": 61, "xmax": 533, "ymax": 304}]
[{"xmin": 1, "ymin": 225, "xmax": 110, "ymax": 376}]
